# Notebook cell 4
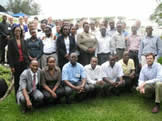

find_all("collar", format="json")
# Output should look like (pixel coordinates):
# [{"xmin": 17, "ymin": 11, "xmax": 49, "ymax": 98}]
[{"xmin": 30, "ymin": 69, "xmax": 38, "ymax": 76}]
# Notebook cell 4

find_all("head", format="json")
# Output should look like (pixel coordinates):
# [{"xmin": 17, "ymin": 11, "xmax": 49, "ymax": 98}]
[
  {"xmin": 33, "ymin": 19, "xmax": 39, "ymax": 29},
  {"xmin": 122, "ymin": 22, "xmax": 126, "ymax": 30},
  {"xmin": 8, "ymin": 17, "xmax": 14, "ymax": 24},
  {"xmin": 2, "ymin": 15, "xmax": 7, "ymax": 22},
  {"xmin": 109, "ymin": 20, "xmax": 115, "ymax": 30},
  {"xmin": 131, "ymin": 25, "xmax": 137, "ymax": 34},
  {"xmin": 70, "ymin": 26, "xmax": 76, "ymax": 35},
  {"xmin": 30, "ymin": 29, "xmax": 37, "ymax": 39},
  {"xmin": 48, "ymin": 17, "xmax": 53, "ymax": 24},
  {"xmin": 19, "ymin": 17, "xmax": 24, "ymax": 25},
  {"xmin": 12, "ymin": 26, "xmax": 23, "ymax": 39},
  {"xmin": 24, "ymin": 16, "xmax": 28, "ymax": 24},
  {"xmin": 47, "ymin": 56, "xmax": 56, "ymax": 70},
  {"xmin": 136, "ymin": 20, "xmax": 141, "ymax": 29},
  {"xmin": 116, "ymin": 22, "xmax": 122, "ymax": 33},
  {"xmin": 103, "ymin": 19, "xmax": 108, "ymax": 28},
  {"xmin": 90, "ymin": 21, "xmax": 95, "ymax": 31},
  {"xmin": 123, "ymin": 51, "xmax": 129, "ymax": 62},
  {"xmin": 145, "ymin": 53, "xmax": 155, "ymax": 66},
  {"xmin": 56, "ymin": 25, "xmax": 61, "ymax": 33},
  {"xmin": 146, "ymin": 26, "xmax": 153, "ymax": 36},
  {"xmin": 109, "ymin": 55, "xmax": 116, "ymax": 67},
  {"xmin": 70, "ymin": 53, "xmax": 78, "ymax": 66},
  {"xmin": 60, "ymin": 25, "xmax": 70, "ymax": 37},
  {"xmin": 45, "ymin": 26, "xmax": 52, "ymax": 37},
  {"xmin": 28, "ymin": 21, "xmax": 35, "ymax": 31},
  {"xmin": 83, "ymin": 22, "xmax": 89, "ymax": 33},
  {"xmin": 100, "ymin": 26, "xmax": 106, "ymax": 37},
  {"xmin": 30, "ymin": 60, "xmax": 39, "ymax": 73},
  {"xmin": 90, "ymin": 57, "xmax": 98, "ymax": 69}
]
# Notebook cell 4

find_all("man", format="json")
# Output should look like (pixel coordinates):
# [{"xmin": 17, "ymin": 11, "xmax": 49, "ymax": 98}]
[
  {"xmin": 16, "ymin": 60, "xmax": 44, "ymax": 112},
  {"xmin": 96, "ymin": 26, "xmax": 111, "ymax": 65},
  {"xmin": 110, "ymin": 22, "xmax": 126, "ymax": 60},
  {"xmin": 119, "ymin": 51, "xmax": 136, "ymax": 90},
  {"xmin": 138, "ymin": 26, "xmax": 160, "ymax": 66},
  {"xmin": 136, "ymin": 53, "xmax": 162, "ymax": 113},
  {"xmin": 101, "ymin": 55, "xmax": 125, "ymax": 95},
  {"xmin": 62, "ymin": 53, "xmax": 89, "ymax": 103},
  {"xmin": 84, "ymin": 57, "xmax": 106, "ymax": 96},
  {"xmin": 0, "ymin": 15, "xmax": 10, "ymax": 64},
  {"xmin": 127, "ymin": 25, "xmax": 141, "ymax": 73},
  {"xmin": 107, "ymin": 20, "xmax": 116, "ymax": 37}
]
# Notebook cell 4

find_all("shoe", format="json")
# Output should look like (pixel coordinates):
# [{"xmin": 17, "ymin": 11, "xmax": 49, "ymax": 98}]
[{"xmin": 152, "ymin": 105, "xmax": 160, "ymax": 113}]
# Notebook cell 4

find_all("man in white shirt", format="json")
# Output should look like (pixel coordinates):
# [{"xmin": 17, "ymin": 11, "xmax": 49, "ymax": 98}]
[
  {"xmin": 101, "ymin": 55, "xmax": 125, "ymax": 96},
  {"xmin": 84, "ymin": 57, "xmax": 107, "ymax": 96}
]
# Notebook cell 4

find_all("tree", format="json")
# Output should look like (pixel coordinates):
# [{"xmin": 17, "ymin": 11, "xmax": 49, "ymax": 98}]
[
  {"xmin": 150, "ymin": 2, "xmax": 162, "ymax": 26},
  {"xmin": 6, "ymin": 0, "xmax": 41, "ymax": 15}
]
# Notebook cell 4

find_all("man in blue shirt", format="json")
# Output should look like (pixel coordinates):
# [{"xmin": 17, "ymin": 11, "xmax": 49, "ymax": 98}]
[
  {"xmin": 137, "ymin": 53, "xmax": 162, "ymax": 113},
  {"xmin": 62, "ymin": 52, "xmax": 89, "ymax": 103}
]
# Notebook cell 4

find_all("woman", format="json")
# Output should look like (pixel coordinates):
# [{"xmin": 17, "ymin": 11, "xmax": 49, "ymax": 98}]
[
  {"xmin": 77, "ymin": 22, "xmax": 97, "ymax": 66},
  {"xmin": 41, "ymin": 56, "xmax": 64, "ymax": 103},
  {"xmin": 26, "ymin": 29, "xmax": 43, "ymax": 65},
  {"xmin": 57, "ymin": 25, "xmax": 76, "ymax": 69},
  {"xmin": 8, "ymin": 26, "xmax": 29, "ymax": 96}
]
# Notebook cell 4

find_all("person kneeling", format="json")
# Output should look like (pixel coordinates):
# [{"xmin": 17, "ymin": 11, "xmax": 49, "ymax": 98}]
[
  {"xmin": 62, "ymin": 53, "xmax": 89, "ymax": 104},
  {"xmin": 16, "ymin": 60, "xmax": 44, "ymax": 112}
]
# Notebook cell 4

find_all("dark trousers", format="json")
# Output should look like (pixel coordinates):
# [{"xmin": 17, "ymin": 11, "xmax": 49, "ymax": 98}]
[
  {"xmin": 97, "ymin": 53, "xmax": 110, "ymax": 65},
  {"xmin": 14, "ymin": 62, "xmax": 27, "ymax": 96},
  {"xmin": 79, "ymin": 50, "xmax": 95, "ymax": 66},
  {"xmin": 129, "ymin": 50, "xmax": 140, "ymax": 74},
  {"xmin": 0, "ymin": 38, "xmax": 8, "ymax": 63}
]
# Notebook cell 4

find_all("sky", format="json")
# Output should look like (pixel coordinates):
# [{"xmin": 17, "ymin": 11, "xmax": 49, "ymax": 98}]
[{"xmin": 36, "ymin": 0, "xmax": 159, "ymax": 20}]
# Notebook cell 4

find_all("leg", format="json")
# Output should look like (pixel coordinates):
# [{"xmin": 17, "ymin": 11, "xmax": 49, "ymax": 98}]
[{"xmin": 31, "ymin": 89, "xmax": 44, "ymax": 107}]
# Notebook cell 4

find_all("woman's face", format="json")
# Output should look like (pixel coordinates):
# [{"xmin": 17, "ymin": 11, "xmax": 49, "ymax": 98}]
[
  {"xmin": 14, "ymin": 27, "xmax": 21, "ymax": 37},
  {"xmin": 63, "ymin": 26, "xmax": 69, "ymax": 36},
  {"xmin": 47, "ymin": 57, "xmax": 56, "ymax": 69}
]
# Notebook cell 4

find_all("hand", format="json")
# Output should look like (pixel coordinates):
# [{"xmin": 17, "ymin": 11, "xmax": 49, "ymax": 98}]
[
  {"xmin": 51, "ymin": 91, "xmax": 57, "ymax": 98},
  {"xmin": 65, "ymin": 54, "xmax": 70, "ymax": 60},
  {"xmin": 11, "ymin": 68, "xmax": 15, "ymax": 73},
  {"xmin": 139, "ymin": 87, "xmax": 145, "ymax": 94},
  {"xmin": 96, "ymin": 81, "xmax": 105, "ymax": 86},
  {"xmin": 26, "ymin": 99, "xmax": 32, "ymax": 109},
  {"xmin": 87, "ymin": 48, "xmax": 95, "ymax": 53}
]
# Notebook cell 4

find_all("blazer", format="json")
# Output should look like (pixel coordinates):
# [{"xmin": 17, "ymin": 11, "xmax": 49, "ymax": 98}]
[
  {"xmin": 8, "ymin": 38, "xmax": 29, "ymax": 68},
  {"xmin": 18, "ymin": 68, "xmax": 42, "ymax": 94},
  {"xmin": 56, "ymin": 35, "xmax": 76, "ymax": 67}
]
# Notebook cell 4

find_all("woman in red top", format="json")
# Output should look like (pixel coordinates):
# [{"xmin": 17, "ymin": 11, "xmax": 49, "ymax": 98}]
[{"xmin": 8, "ymin": 26, "xmax": 29, "ymax": 98}]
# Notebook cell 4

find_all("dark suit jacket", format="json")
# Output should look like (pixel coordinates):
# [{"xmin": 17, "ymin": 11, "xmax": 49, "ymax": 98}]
[
  {"xmin": 56, "ymin": 35, "xmax": 76, "ymax": 69},
  {"xmin": 8, "ymin": 38, "xmax": 29, "ymax": 68}
]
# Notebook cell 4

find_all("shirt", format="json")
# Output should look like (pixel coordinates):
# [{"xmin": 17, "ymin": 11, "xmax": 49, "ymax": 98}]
[
  {"xmin": 110, "ymin": 31, "xmax": 126, "ymax": 54},
  {"xmin": 127, "ymin": 34, "xmax": 141, "ymax": 51},
  {"xmin": 84, "ymin": 64, "xmax": 103, "ymax": 84},
  {"xmin": 30, "ymin": 69, "xmax": 38, "ymax": 87},
  {"xmin": 101, "ymin": 61, "xmax": 124, "ymax": 82},
  {"xmin": 138, "ymin": 62, "xmax": 162, "ymax": 86},
  {"xmin": 119, "ymin": 59, "xmax": 135, "ymax": 76},
  {"xmin": 42, "ymin": 37, "xmax": 56, "ymax": 53},
  {"xmin": 96, "ymin": 34, "xmax": 111, "ymax": 54},
  {"xmin": 64, "ymin": 37, "xmax": 70, "ymax": 54},
  {"xmin": 62, "ymin": 62, "xmax": 86, "ymax": 83},
  {"xmin": 107, "ymin": 29, "xmax": 116, "ymax": 37},
  {"xmin": 138, "ymin": 36, "xmax": 160, "ymax": 63}
]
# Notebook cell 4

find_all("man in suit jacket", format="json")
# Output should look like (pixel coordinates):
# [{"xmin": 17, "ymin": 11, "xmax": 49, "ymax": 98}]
[{"xmin": 16, "ymin": 60, "xmax": 44, "ymax": 112}]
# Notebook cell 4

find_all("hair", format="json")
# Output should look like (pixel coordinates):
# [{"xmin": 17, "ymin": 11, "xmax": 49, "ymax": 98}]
[
  {"xmin": 46, "ymin": 56, "xmax": 56, "ymax": 63},
  {"xmin": 90, "ymin": 56, "xmax": 98, "ymax": 61},
  {"xmin": 11, "ymin": 25, "xmax": 24, "ymax": 40},
  {"xmin": 145, "ymin": 53, "xmax": 155, "ymax": 59}
]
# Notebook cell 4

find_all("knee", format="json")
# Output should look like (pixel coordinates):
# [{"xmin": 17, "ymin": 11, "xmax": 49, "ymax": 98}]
[
  {"xmin": 35, "ymin": 93, "xmax": 44, "ymax": 101},
  {"xmin": 65, "ymin": 86, "xmax": 72, "ymax": 95}
]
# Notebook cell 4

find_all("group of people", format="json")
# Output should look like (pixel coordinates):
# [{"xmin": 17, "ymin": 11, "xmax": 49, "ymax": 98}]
[{"xmin": 0, "ymin": 15, "xmax": 162, "ymax": 113}]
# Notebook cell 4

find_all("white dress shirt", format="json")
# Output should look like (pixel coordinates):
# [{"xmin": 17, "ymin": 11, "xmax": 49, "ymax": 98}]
[
  {"xmin": 64, "ymin": 37, "xmax": 70, "ymax": 54},
  {"xmin": 84, "ymin": 64, "xmax": 103, "ymax": 84},
  {"xmin": 101, "ymin": 61, "xmax": 124, "ymax": 82},
  {"xmin": 42, "ymin": 37, "xmax": 56, "ymax": 53}
]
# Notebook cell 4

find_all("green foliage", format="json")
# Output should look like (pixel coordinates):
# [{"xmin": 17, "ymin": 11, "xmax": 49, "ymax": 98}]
[
  {"xmin": 158, "ymin": 57, "xmax": 162, "ymax": 64},
  {"xmin": 6, "ymin": 0, "xmax": 41, "ymax": 15},
  {"xmin": 150, "ymin": 3, "xmax": 162, "ymax": 26},
  {"xmin": 0, "ymin": 93, "xmax": 162, "ymax": 121},
  {"xmin": 0, "ymin": 65, "xmax": 12, "ymax": 85}
]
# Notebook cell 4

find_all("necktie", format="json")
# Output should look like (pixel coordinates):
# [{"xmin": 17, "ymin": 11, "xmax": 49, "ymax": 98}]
[{"xmin": 33, "ymin": 74, "xmax": 36, "ymax": 91}]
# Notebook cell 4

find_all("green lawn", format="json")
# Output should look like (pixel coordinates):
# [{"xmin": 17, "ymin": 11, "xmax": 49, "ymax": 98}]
[{"xmin": 0, "ymin": 92, "xmax": 162, "ymax": 121}]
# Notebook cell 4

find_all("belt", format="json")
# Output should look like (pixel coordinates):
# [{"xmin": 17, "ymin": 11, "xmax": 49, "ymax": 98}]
[
  {"xmin": 129, "ymin": 50, "xmax": 138, "ymax": 53},
  {"xmin": 116, "ymin": 48, "xmax": 125, "ymax": 50},
  {"xmin": 44, "ymin": 52, "xmax": 56, "ymax": 55}
]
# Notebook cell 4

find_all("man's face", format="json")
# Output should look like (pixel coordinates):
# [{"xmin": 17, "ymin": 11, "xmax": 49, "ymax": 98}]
[
  {"xmin": 83, "ymin": 24, "xmax": 89, "ymax": 33},
  {"xmin": 117, "ymin": 25, "xmax": 122, "ymax": 33},
  {"xmin": 146, "ymin": 26, "xmax": 153, "ymax": 36},
  {"xmin": 146, "ymin": 55, "xmax": 154, "ymax": 66},
  {"xmin": 70, "ymin": 54, "xmax": 78, "ymax": 65},
  {"xmin": 109, "ymin": 21, "xmax": 115, "ymax": 29},
  {"xmin": 90, "ymin": 23, "xmax": 95, "ymax": 30},
  {"xmin": 45, "ymin": 27, "xmax": 51, "ymax": 37},
  {"xmin": 30, "ymin": 61, "xmax": 38, "ymax": 73},
  {"xmin": 90, "ymin": 58, "xmax": 98, "ymax": 69},
  {"xmin": 109, "ymin": 56, "xmax": 116, "ymax": 67},
  {"xmin": 123, "ymin": 52, "xmax": 129, "ymax": 62},
  {"xmin": 63, "ymin": 26, "xmax": 69, "ymax": 36},
  {"xmin": 30, "ymin": 30, "xmax": 37, "ymax": 38},
  {"xmin": 131, "ymin": 26, "xmax": 137, "ymax": 33},
  {"xmin": 100, "ymin": 27, "xmax": 106, "ymax": 37}
]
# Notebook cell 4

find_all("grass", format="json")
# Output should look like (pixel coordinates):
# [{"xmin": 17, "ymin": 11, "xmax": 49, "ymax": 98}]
[{"xmin": 0, "ymin": 92, "xmax": 162, "ymax": 121}]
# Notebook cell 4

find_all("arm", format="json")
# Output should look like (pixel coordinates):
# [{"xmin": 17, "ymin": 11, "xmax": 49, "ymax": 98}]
[
  {"xmin": 138, "ymin": 39, "xmax": 143, "ymax": 64},
  {"xmin": 52, "ymin": 68, "xmax": 61, "ymax": 92},
  {"xmin": 36, "ymin": 39, "xmax": 44, "ymax": 60},
  {"xmin": 22, "ymin": 88, "xmax": 32, "ymax": 108},
  {"xmin": 56, "ymin": 37, "xmax": 66, "ymax": 57}
]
